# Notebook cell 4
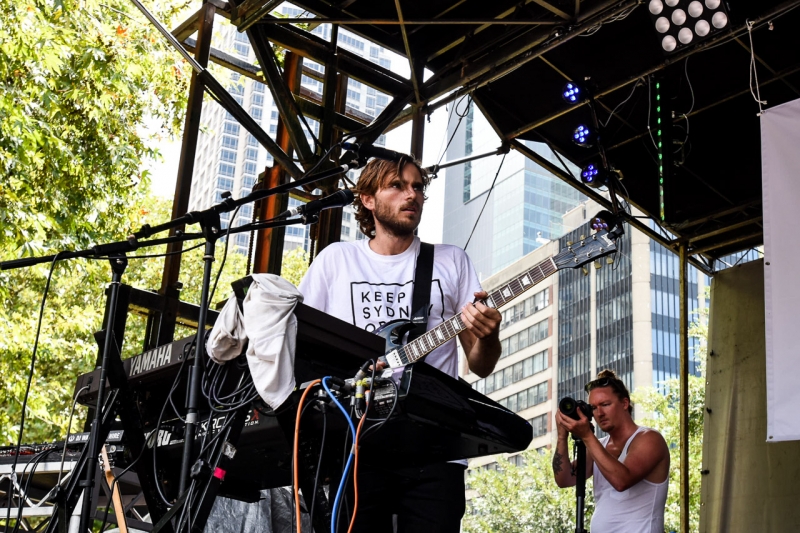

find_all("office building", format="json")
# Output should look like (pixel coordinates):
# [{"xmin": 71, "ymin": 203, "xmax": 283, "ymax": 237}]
[
  {"xmin": 461, "ymin": 199, "xmax": 721, "ymax": 469},
  {"xmin": 442, "ymin": 101, "xmax": 586, "ymax": 279}
]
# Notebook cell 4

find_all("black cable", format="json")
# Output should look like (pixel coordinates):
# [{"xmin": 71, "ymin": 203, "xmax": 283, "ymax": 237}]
[
  {"xmin": 308, "ymin": 403, "xmax": 327, "ymax": 528},
  {"xmin": 4, "ymin": 252, "xmax": 63, "ymax": 530},
  {"xmin": 361, "ymin": 378, "xmax": 399, "ymax": 440},
  {"xmin": 85, "ymin": 241, "xmax": 206, "ymax": 261},
  {"xmin": 152, "ymin": 346, "xmax": 193, "ymax": 507},
  {"xmin": 9, "ymin": 446, "xmax": 58, "ymax": 533},
  {"xmin": 208, "ymin": 205, "xmax": 240, "ymax": 308},
  {"xmin": 464, "ymin": 152, "xmax": 507, "ymax": 250}
]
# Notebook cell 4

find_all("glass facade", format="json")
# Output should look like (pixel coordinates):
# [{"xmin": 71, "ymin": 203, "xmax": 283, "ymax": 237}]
[
  {"xmin": 596, "ymin": 224, "xmax": 633, "ymax": 392},
  {"xmin": 650, "ymin": 239, "xmax": 700, "ymax": 386},
  {"xmin": 557, "ymin": 222, "xmax": 593, "ymax": 403}
]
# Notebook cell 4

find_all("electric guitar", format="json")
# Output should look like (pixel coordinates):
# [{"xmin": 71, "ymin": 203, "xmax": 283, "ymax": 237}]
[{"xmin": 378, "ymin": 218, "xmax": 623, "ymax": 369}]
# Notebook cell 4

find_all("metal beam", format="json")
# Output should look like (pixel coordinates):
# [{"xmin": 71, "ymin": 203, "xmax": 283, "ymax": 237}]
[
  {"xmin": 264, "ymin": 17, "xmax": 561, "ymax": 25},
  {"xmin": 158, "ymin": 2, "xmax": 216, "ymax": 347},
  {"xmin": 679, "ymin": 243, "xmax": 690, "ymax": 533},
  {"xmin": 247, "ymin": 23, "xmax": 316, "ymax": 167},
  {"xmin": 423, "ymin": 0, "xmax": 635, "ymax": 105},
  {"xmin": 690, "ymin": 231, "xmax": 763, "ymax": 256},
  {"xmin": 531, "ymin": 0, "xmax": 571, "ymax": 20},
  {"xmin": 258, "ymin": 20, "xmax": 412, "ymax": 96},
  {"xmin": 672, "ymin": 200, "xmax": 762, "ymax": 231},
  {"xmin": 295, "ymin": 95, "xmax": 370, "ymax": 132},
  {"xmin": 686, "ymin": 216, "xmax": 763, "ymax": 245},
  {"xmin": 252, "ymin": 52, "xmax": 302, "ymax": 275},
  {"xmin": 395, "ymin": 0, "xmax": 422, "ymax": 104}
]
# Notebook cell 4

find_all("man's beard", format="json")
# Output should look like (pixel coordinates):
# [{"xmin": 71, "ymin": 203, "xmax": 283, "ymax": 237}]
[{"xmin": 372, "ymin": 198, "xmax": 421, "ymax": 237}]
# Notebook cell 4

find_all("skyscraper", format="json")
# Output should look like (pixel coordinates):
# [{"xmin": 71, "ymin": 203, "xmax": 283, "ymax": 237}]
[{"xmin": 441, "ymin": 101, "xmax": 586, "ymax": 279}]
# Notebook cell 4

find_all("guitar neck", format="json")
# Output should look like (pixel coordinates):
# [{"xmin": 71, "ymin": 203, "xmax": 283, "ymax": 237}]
[{"xmin": 400, "ymin": 256, "xmax": 558, "ymax": 364}]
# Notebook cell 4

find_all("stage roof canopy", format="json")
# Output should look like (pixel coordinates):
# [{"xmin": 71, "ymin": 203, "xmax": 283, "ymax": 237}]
[{"xmin": 201, "ymin": 0, "xmax": 800, "ymax": 272}]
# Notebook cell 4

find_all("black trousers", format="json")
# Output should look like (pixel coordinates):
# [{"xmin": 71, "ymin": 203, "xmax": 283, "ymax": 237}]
[{"xmin": 346, "ymin": 462, "xmax": 466, "ymax": 533}]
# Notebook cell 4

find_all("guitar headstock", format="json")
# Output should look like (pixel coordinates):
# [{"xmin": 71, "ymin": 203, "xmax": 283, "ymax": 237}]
[{"xmin": 553, "ymin": 211, "xmax": 623, "ymax": 271}]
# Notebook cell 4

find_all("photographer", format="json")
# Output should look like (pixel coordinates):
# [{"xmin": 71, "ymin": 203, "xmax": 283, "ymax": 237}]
[{"xmin": 552, "ymin": 370, "xmax": 670, "ymax": 533}]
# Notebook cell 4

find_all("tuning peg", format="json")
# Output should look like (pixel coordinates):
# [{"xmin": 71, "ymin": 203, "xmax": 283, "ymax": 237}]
[
  {"xmin": 594, "ymin": 260, "xmax": 602, "ymax": 270},
  {"xmin": 606, "ymin": 256, "xmax": 614, "ymax": 264},
  {"xmin": 580, "ymin": 235, "xmax": 586, "ymax": 241},
  {"xmin": 581, "ymin": 266, "xmax": 589, "ymax": 276},
  {"xmin": 567, "ymin": 241, "xmax": 573, "ymax": 246}
]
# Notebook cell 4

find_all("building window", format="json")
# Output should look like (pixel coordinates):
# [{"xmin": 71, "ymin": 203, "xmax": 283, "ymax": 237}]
[
  {"xmin": 341, "ymin": 226, "xmax": 351, "ymax": 237},
  {"xmin": 220, "ymin": 149, "xmax": 237, "ymax": 163},
  {"xmin": 223, "ymin": 122, "xmax": 240, "ymax": 136},
  {"xmin": 530, "ymin": 414, "xmax": 548, "ymax": 437},
  {"xmin": 216, "ymin": 177, "xmax": 233, "ymax": 191},
  {"xmin": 243, "ymin": 161, "xmax": 258, "ymax": 175},
  {"xmin": 222, "ymin": 135, "xmax": 239, "ymax": 150},
  {"xmin": 218, "ymin": 163, "xmax": 236, "ymax": 178},
  {"xmin": 245, "ymin": 148, "xmax": 258, "ymax": 161},
  {"xmin": 500, "ymin": 318, "xmax": 548, "ymax": 359},
  {"xmin": 500, "ymin": 288, "xmax": 550, "ymax": 330}
]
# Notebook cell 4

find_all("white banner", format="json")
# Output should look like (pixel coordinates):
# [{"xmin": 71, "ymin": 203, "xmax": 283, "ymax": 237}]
[{"xmin": 762, "ymin": 97, "xmax": 800, "ymax": 442}]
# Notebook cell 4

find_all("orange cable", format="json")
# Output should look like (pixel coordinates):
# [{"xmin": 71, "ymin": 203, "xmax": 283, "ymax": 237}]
[
  {"xmin": 294, "ymin": 379, "xmax": 321, "ymax": 533},
  {"xmin": 346, "ymin": 397, "xmax": 369, "ymax": 533}
]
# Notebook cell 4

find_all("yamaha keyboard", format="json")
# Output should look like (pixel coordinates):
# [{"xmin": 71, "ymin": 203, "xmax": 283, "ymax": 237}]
[
  {"xmin": 74, "ymin": 303, "xmax": 386, "ymax": 407},
  {"xmin": 72, "ymin": 303, "xmax": 533, "ymax": 500}
]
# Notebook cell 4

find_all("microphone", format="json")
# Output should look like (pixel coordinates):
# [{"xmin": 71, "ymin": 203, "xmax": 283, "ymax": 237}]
[
  {"xmin": 342, "ymin": 142, "xmax": 404, "ymax": 162},
  {"xmin": 278, "ymin": 189, "xmax": 355, "ymax": 218}
]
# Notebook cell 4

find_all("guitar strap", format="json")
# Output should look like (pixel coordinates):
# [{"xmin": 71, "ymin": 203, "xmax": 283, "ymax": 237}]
[{"xmin": 408, "ymin": 242, "xmax": 434, "ymax": 342}]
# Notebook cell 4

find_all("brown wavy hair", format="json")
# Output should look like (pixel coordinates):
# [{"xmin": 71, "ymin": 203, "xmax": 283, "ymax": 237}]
[
  {"xmin": 586, "ymin": 369, "xmax": 633, "ymax": 414},
  {"xmin": 352, "ymin": 155, "xmax": 431, "ymax": 238}
]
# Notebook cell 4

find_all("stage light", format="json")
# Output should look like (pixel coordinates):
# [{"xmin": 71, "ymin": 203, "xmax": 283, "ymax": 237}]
[
  {"xmin": 671, "ymin": 9, "xmax": 686, "ymax": 24},
  {"xmin": 562, "ymin": 82, "xmax": 582, "ymax": 104},
  {"xmin": 649, "ymin": 0, "xmax": 663, "ymax": 14},
  {"xmin": 580, "ymin": 163, "xmax": 608, "ymax": 188},
  {"xmin": 647, "ymin": 0, "xmax": 730, "ymax": 54},
  {"xmin": 572, "ymin": 125, "xmax": 595, "ymax": 147}
]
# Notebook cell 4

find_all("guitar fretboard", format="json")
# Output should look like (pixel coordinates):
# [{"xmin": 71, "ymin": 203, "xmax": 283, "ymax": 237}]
[{"xmin": 397, "ymin": 256, "xmax": 558, "ymax": 365}]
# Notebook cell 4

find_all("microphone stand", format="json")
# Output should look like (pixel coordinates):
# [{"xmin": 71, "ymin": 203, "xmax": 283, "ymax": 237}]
[
  {"xmin": 0, "ymin": 156, "xmax": 365, "ymax": 531},
  {"xmin": 572, "ymin": 435, "xmax": 589, "ymax": 533}
]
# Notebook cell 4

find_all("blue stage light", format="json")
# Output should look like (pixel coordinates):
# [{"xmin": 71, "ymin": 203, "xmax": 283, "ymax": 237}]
[
  {"xmin": 573, "ymin": 125, "xmax": 595, "ymax": 147},
  {"xmin": 580, "ymin": 163, "xmax": 606, "ymax": 188},
  {"xmin": 563, "ymin": 83, "xmax": 582, "ymax": 104}
]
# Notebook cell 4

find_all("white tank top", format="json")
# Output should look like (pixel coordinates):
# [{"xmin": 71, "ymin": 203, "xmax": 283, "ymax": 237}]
[{"xmin": 590, "ymin": 426, "xmax": 669, "ymax": 533}]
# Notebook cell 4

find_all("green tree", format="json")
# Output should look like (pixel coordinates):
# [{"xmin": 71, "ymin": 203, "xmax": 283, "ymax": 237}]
[
  {"xmin": 0, "ymin": 194, "xmax": 250, "ymax": 445},
  {"xmin": 463, "ymin": 449, "xmax": 594, "ymax": 533},
  {"xmin": 280, "ymin": 246, "xmax": 310, "ymax": 287},
  {"xmin": 0, "ymin": 0, "xmax": 190, "ymax": 256},
  {"xmin": 0, "ymin": 0, "xmax": 240, "ymax": 445}
]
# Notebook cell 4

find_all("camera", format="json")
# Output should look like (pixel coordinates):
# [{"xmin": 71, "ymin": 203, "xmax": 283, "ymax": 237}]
[{"xmin": 559, "ymin": 396, "xmax": 593, "ymax": 421}]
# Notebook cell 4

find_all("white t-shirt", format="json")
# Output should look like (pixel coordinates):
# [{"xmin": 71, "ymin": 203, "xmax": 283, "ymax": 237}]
[
  {"xmin": 298, "ymin": 237, "xmax": 482, "ymax": 379},
  {"xmin": 591, "ymin": 426, "xmax": 669, "ymax": 533}
]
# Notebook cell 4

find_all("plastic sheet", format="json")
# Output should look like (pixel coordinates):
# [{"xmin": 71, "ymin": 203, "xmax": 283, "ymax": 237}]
[{"xmin": 204, "ymin": 487, "xmax": 313, "ymax": 533}]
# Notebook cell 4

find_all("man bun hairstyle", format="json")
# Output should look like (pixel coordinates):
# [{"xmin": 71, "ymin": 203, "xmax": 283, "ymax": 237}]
[
  {"xmin": 595, "ymin": 369, "xmax": 633, "ymax": 414},
  {"xmin": 352, "ymin": 155, "xmax": 430, "ymax": 238}
]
